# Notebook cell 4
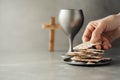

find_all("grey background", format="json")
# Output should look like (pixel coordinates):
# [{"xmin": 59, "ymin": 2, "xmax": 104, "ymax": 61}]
[{"xmin": 0, "ymin": 0, "xmax": 120, "ymax": 52}]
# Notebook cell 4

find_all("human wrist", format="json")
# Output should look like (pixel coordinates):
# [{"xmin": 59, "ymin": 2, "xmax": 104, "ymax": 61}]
[
  {"xmin": 113, "ymin": 13, "xmax": 120, "ymax": 39},
  {"xmin": 112, "ymin": 26, "xmax": 120, "ymax": 41},
  {"xmin": 116, "ymin": 12, "xmax": 120, "ymax": 17},
  {"xmin": 116, "ymin": 26, "xmax": 120, "ymax": 39},
  {"xmin": 114, "ymin": 13, "xmax": 120, "ymax": 26}
]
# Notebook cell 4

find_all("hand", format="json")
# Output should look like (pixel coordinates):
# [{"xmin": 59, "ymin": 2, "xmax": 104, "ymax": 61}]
[{"xmin": 82, "ymin": 14, "xmax": 120, "ymax": 50}]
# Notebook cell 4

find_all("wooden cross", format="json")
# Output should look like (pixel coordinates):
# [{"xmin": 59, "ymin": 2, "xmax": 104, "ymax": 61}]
[{"xmin": 42, "ymin": 17, "xmax": 60, "ymax": 52}]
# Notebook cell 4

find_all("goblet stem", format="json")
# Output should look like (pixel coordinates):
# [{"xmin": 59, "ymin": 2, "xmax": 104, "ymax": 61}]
[{"xmin": 68, "ymin": 36, "xmax": 74, "ymax": 52}]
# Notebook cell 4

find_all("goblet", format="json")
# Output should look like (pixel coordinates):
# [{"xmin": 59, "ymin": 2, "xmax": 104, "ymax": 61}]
[{"xmin": 58, "ymin": 9, "xmax": 84, "ymax": 52}]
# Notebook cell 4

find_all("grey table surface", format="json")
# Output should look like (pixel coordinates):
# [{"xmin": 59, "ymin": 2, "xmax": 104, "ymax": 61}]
[{"xmin": 0, "ymin": 46, "xmax": 120, "ymax": 80}]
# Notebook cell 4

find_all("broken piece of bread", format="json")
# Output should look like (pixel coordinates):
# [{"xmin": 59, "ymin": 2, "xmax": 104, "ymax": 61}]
[{"xmin": 73, "ymin": 41, "xmax": 101, "ymax": 50}]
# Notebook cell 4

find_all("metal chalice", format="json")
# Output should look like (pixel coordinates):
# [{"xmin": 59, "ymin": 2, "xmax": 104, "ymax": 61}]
[{"xmin": 58, "ymin": 9, "xmax": 84, "ymax": 52}]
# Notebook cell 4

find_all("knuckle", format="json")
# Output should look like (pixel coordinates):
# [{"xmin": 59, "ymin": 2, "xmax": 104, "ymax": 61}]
[{"xmin": 88, "ymin": 21, "xmax": 94, "ymax": 25}]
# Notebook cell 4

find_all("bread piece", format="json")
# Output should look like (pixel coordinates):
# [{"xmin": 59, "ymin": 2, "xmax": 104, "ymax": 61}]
[
  {"xmin": 73, "ymin": 41, "xmax": 101, "ymax": 50},
  {"xmin": 67, "ymin": 51, "xmax": 103, "ymax": 57},
  {"xmin": 87, "ymin": 61, "xmax": 95, "ymax": 64},
  {"xmin": 71, "ymin": 56, "xmax": 109, "ymax": 62}
]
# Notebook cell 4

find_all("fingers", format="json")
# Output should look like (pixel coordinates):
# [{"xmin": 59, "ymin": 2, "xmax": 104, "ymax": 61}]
[
  {"xmin": 82, "ymin": 21, "xmax": 105, "ymax": 43},
  {"xmin": 102, "ymin": 37, "xmax": 112, "ymax": 50},
  {"xmin": 95, "ymin": 44, "xmax": 102, "ymax": 50},
  {"xmin": 95, "ymin": 40, "xmax": 102, "ymax": 50},
  {"xmin": 82, "ymin": 21, "xmax": 95, "ymax": 42},
  {"xmin": 90, "ymin": 22, "xmax": 106, "ymax": 43},
  {"xmin": 82, "ymin": 20, "xmax": 112, "ymax": 50},
  {"xmin": 95, "ymin": 37, "xmax": 111, "ymax": 50}
]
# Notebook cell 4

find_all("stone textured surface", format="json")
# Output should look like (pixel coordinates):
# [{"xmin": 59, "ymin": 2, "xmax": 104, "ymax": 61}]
[{"xmin": 0, "ymin": 48, "xmax": 120, "ymax": 80}]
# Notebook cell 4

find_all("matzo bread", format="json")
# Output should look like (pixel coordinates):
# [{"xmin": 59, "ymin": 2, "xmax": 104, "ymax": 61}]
[
  {"xmin": 71, "ymin": 56, "xmax": 110, "ymax": 62},
  {"xmin": 73, "ymin": 41, "xmax": 101, "ymax": 50},
  {"xmin": 67, "ymin": 52, "xmax": 103, "ymax": 57}
]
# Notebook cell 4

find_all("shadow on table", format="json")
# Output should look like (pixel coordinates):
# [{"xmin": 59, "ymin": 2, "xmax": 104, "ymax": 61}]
[{"xmin": 105, "ymin": 42, "xmax": 120, "ymax": 67}]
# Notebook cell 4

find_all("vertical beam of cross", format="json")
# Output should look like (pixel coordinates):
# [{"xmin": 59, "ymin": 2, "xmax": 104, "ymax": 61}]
[{"xmin": 42, "ymin": 17, "xmax": 60, "ymax": 52}]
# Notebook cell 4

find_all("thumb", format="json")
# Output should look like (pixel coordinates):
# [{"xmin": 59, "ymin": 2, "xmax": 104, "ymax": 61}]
[{"xmin": 90, "ymin": 23, "xmax": 105, "ymax": 43}]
